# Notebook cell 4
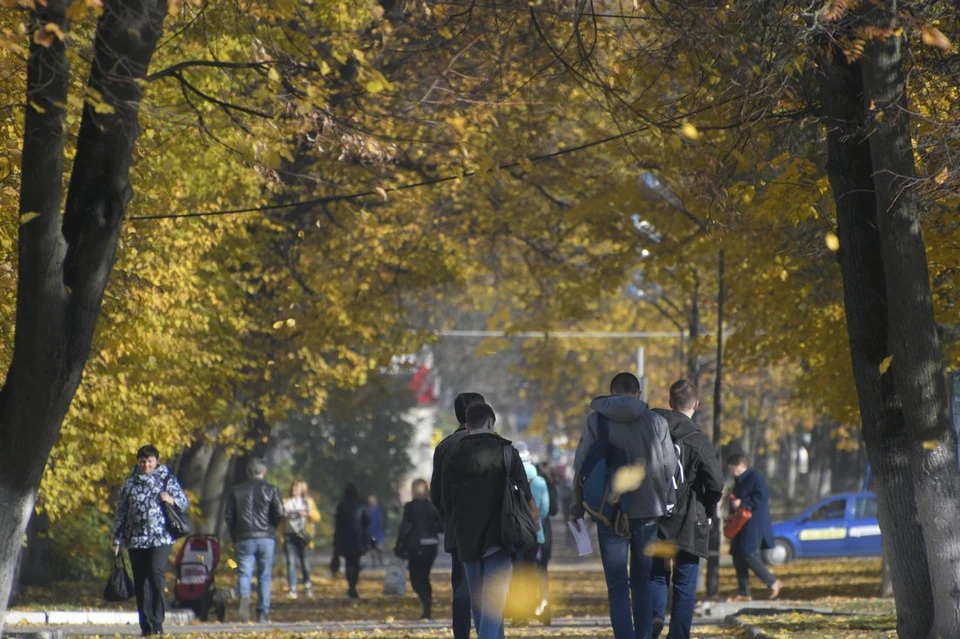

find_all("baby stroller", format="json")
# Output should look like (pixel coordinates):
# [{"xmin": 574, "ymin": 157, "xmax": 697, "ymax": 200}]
[{"xmin": 172, "ymin": 535, "xmax": 226, "ymax": 622}]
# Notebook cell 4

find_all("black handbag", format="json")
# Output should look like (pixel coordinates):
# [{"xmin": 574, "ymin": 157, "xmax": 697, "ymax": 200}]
[
  {"xmin": 161, "ymin": 475, "xmax": 192, "ymax": 539},
  {"xmin": 500, "ymin": 445, "xmax": 538, "ymax": 554},
  {"xmin": 103, "ymin": 552, "xmax": 135, "ymax": 601}
]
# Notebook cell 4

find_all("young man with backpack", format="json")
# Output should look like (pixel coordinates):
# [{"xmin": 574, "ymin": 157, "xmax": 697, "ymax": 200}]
[
  {"xmin": 570, "ymin": 372, "xmax": 677, "ymax": 639},
  {"xmin": 442, "ymin": 403, "xmax": 538, "ymax": 639},
  {"xmin": 430, "ymin": 391, "xmax": 485, "ymax": 639},
  {"xmin": 650, "ymin": 380, "xmax": 725, "ymax": 639}
]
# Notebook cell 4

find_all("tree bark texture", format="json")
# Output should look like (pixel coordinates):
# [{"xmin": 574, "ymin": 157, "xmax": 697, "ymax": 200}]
[
  {"xmin": 821, "ymin": 54, "xmax": 934, "ymax": 638},
  {"xmin": 860, "ymin": 15, "xmax": 960, "ymax": 635},
  {"xmin": 0, "ymin": 0, "xmax": 166, "ymax": 629}
]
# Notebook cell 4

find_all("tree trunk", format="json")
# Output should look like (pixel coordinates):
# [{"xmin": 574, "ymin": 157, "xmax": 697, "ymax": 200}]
[
  {"xmin": 200, "ymin": 447, "xmax": 233, "ymax": 537},
  {"xmin": 178, "ymin": 442, "xmax": 217, "ymax": 496},
  {"xmin": 821, "ymin": 53, "xmax": 933, "ymax": 638},
  {"xmin": 859, "ymin": 17, "xmax": 960, "ymax": 636},
  {"xmin": 786, "ymin": 432, "xmax": 798, "ymax": 504},
  {"xmin": 0, "ymin": 0, "xmax": 166, "ymax": 630},
  {"xmin": 848, "ymin": 13, "xmax": 960, "ymax": 634}
]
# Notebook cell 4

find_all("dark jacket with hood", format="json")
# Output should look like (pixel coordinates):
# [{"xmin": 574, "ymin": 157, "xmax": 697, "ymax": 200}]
[
  {"xmin": 653, "ymin": 408, "xmax": 724, "ymax": 558},
  {"xmin": 334, "ymin": 495, "xmax": 371, "ymax": 557},
  {"xmin": 571, "ymin": 395, "xmax": 676, "ymax": 520},
  {"xmin": 430, "ymin": 426, "xmax": 469, "ymax": 552},
  {"xmin": 226, "ymin": 477, "xmax": 284, "ymax": 543},
  {"xmin": 441, "ymin": 432, "xmax": 533, "ymax": 562},
  {"xmin": 730, "ymin": 467, "xmax": 775, "ymax": 555}
]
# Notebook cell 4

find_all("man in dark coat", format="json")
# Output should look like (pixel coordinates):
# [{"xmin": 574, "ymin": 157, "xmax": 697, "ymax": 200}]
[
  {"xmin": 442, "ymin": 402, "xmax": 537, "ymax": 639},
  {"xmin": 650, "ymin": 380, "xmax": 724, "ymax": 639},
  {"xmin": 333, "ymin": 482, "xmax": 371, "ymax": 599},
  {"xmin": 727, "ymin": 453, "xmax": 782, "ymax": 601},
  {"xmin": 226, "ymin": 458, "xmax": 285, "ymax": 623},
  {"xmin": 430, "ymin": 391, "xmax": 485, "ymax": 639}
]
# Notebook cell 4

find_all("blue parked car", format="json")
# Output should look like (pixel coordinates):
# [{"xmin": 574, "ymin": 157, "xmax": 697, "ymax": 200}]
[{"xmin": 766, "ymin": 492, "xmax": 882, "ymax": 565}]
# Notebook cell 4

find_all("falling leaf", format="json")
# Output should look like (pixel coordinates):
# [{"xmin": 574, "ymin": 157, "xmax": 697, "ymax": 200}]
[
  {"xmin": 285, "ymin": 318, "xmax": 296, "ymax": 328},
  {"xmin": 681, "ymin": 122, "xmax": 700, "ymax": 140},
  {"xmin": 879, "ymin": 355, "xmax": 893, "ymax": 375},
  {"xmin": 923, "ymin": 440, "xmax": 938, "ymax": 450},
  {"xmin": 644, "ymin": 539, "xmax": 678, "ymax": 558},
  {"xmin": 43, "ymin": 22, "xmax": 65, "ymax": 41},
  {"xmin": 921, "ymin": 27, "xmax": 951, "ymax": 51},
  {"xmin": 226, "ymin": 558, "xmax": 238, "ymax": 569},
  {"xmin": 934, "ymin": 167, "xmax": 948, "ymax": 185},
  {"xmin": 20, "ymin": 212, "xmax": 41, "ymax": 225},
  {"xmin": 33, "ymin": 28, "xmax": 56, "ymax": 48},
  {"xmin": 268, "ymin": 67, "xmax": 281, "ymax": 83},
  {"xmin": 612, "ymin": 464, "xmax": 646, "ymax": 494},
  {"xmin": 780, "ymin": 269, "xmax": 789, "ymax": 281},
  {"xmin": 272, "ymin": 320, "xmax": 283, "ymax": 329},
  {"xmin": 825, "ymin": 232, "xmax": 840, "ymax": 251}
]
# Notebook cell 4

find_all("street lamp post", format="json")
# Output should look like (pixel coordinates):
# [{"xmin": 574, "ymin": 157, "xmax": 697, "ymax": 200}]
[{"xmin": 707, "ymin": 248, "xmax": 725, "ymax": 599}]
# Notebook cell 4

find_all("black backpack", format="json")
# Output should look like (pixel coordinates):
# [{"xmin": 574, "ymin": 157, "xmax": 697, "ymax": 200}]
[{"xmin": 661, "ymin": 435, "xmax": 694, "ymax": 536}]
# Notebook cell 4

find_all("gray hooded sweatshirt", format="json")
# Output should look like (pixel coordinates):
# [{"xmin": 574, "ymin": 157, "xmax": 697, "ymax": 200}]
[{"xmin": 570, "ymin": 395, "xmax": 677, "ymax": 521}]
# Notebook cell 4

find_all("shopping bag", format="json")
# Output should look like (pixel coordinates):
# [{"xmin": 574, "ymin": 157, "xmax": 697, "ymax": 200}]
[
  {"xmin": 382, "ymin": 559, "xmax": 407, "ymax": 596},
  {"xmin": 103, "ymin": 552, "xmax": 135, "ymax": 601}
]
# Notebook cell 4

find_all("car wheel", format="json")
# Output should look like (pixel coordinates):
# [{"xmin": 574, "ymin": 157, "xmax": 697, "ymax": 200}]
[{"xmin": 766, "ymin": 539, "xmax": 793, "ymax": 566}]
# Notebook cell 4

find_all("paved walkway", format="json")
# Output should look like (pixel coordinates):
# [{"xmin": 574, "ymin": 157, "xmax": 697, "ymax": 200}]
[{"xmin": 6, "ymin": 600, "xmax": 829, "ymax": 637}]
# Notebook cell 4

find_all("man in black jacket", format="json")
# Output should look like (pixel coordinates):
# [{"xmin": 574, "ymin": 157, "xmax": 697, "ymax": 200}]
[
  {"xmin": 650, "ymin": 380, "xmax": 724, "ymax": 639},
  {"xmin": 226, "ymin": 458, "xmax": 284, "ymax": 623},
  {"xmin": 430, "ymin": 391, "xmax": 485, "ymax": 639},
  {"xmin": 442, "ymin": 403, "xmax": 537, "ymax": 639}
]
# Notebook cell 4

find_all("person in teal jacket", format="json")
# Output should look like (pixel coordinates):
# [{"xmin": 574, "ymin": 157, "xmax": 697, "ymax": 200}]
[{"xmin": 519, "ymin": 444, "xmax": 552, "ymax": 622}]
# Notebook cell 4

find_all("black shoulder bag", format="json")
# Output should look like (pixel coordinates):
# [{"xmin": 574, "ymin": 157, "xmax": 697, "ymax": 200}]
[
  {"xmin": 500, "ymin": 445, "xmax": 538, "ymax": 554},
  {"xmin": 161, "ymin": 475, "xmax": 192, "ymax": 539}
]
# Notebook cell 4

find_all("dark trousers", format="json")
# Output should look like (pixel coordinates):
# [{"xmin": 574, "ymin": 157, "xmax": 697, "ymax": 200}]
[
  {"xmin": 284, "ymin": 535, "xmax": 311, "ymax": 590},
  {"xmin": 451, "ymin": 548, "xmax": 473, "ymax": 639},
  {"xmin": 344, "ymin": 554, "xmax": 362, "ymax": 595},
  {"xmin": 732, "ymin": 550, "xmax": 777, "ymax": 596},
  {"xmin": 651, "ymin": 551, "xmax": 700, "ymax": 639},
  {"xmin": 409, "ymin": 545, "xmax": 439, "ymax": 617},
  {"xmin": 127, "ymin": 545, "xmax": 172, "ymax": 635}
]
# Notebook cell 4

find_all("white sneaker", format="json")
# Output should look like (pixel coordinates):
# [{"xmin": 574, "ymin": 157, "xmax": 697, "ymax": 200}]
[{"xmin": 288, "ymin": 590, "xmax": 298, "ymax": 600}]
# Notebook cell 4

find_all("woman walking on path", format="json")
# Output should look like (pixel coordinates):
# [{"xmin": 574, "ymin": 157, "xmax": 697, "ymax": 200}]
[
  {"xmin": 283, "ymin": 479, "xmax": 321, "ymax": 599},
  {"xmin": 113, "ymin": 445, "xmax": 189, "ymax": 637},
  {"xmin": 334, "ymin": 482, "xmax": 371, "ymax": 598},
  {"xmin": 397, "ymin": 479, "xmax": 442, "ymax": 619},
  {"xmin": 727, "ymin": 453, "xmax": 783, "ymax": 602}
]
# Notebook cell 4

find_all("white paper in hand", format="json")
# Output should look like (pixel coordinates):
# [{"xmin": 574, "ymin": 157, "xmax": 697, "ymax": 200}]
[{"xmin": 567, "ymin": 519, "xmax": 593, "ymax": 556}]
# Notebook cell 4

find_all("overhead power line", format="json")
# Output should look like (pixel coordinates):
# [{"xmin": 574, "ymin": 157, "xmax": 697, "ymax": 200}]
[{"xmin": 440, "ymin": 329, "xmax": 696, "ymax": 338}]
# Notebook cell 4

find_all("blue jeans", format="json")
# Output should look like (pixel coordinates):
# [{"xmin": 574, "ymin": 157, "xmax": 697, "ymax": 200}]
[
  {"xmin": 237, "ymin": 538, "xmax": 275, "ymax": 614},
  {"xmin": 451, "ymin": 549, "xmax": 473, "ymax": 639},
  {"xmin": 597, "ymin": 519, "xmax": 659, "ymax": 639},
  {"xmin": 462, "ymin": 548, "xmax": 513, "ymax": 639},
  {"xmin": 651, "ymin": 551, "xmax": 700, "ymax": 639}
]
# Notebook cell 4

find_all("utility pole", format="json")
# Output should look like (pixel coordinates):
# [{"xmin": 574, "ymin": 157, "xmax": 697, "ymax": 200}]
[{"xmin": 707, "ymin": 249, "xmax": 725, "ymax": 599}]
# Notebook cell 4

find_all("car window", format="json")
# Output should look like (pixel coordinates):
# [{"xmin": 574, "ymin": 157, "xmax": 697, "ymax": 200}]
[
  {"xmin": 808, "ymin": 498, "xmax": 847, "ymax": 522},
  {"xmin": 853, "ymin": 496, "xmax": 878, "ymax": 520}
]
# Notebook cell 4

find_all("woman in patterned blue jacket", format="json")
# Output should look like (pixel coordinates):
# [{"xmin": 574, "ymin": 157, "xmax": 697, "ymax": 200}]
[{"xmin": 113, "ymin": 445, "xmax": 189, "ymax": 637}]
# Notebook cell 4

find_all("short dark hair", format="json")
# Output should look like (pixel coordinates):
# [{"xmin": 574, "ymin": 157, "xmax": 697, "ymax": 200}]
[
  {"xmin": 343, "ymin": 482, "xmax": 359, "ymax": 500},
  {"xmin": 454, "ymin": 392, "xmax": 486, "ymax": 425},
  {"xmin": 610, "ymin": 372, "xmax": 641, "ymax": 396},
  {"xmin": 727, "ymin": 453, "xmax": 748, "ymax": 467},
  {"xmin": 137, "ymin": 445, "xmax": 160, "ymax": 460},
  {"xmin": 465, "ymin": 403, "xmax": 496, "ymax": 430},
  {"xmin": 669, "ymin": 379, "xmax": 699, "ymax": 411}
]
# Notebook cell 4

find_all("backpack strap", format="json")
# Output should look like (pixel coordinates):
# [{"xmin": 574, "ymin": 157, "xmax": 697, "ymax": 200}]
[
  {"xmin": 596, "ymin": 413, "xmax": 609, "ymax": 446},
  {"xmin": 503, "ymin": 445, "xmax": 513, "ymax": 482}
]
